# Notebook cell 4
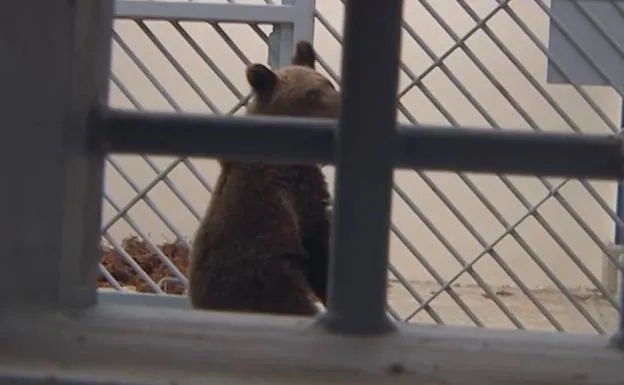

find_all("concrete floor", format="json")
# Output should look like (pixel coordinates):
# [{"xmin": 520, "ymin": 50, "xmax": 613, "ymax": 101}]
[
  {"xmin": 388, "ymin": 280, "xmax": 619, "ymax": 334},
  {"xmin": 100, "ymin": 280, "xmax": 620, "ymax": 335}
]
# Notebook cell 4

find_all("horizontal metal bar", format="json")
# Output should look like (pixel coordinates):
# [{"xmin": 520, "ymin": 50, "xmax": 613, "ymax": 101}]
[
  {"xmin": 103, "ymin": 109, "xmax": 624, "ymax": 180},
  {"xmin": 114, "ymin": 0, "xmax": 297, "ymax": 24},
  {"xmin": 96, "ymin": 290, "xmax": 325, "ymax": 313},
  {"xmin": 97, "ymin": 289, "xmax": 191, "ymax": 309},
  {"xmin": 0, "ymin": 375, "xmax": 118, "ymax": 385},
  {"xmin": 0, "ymin": 304, "xmax": 622, "ymax": 385}
]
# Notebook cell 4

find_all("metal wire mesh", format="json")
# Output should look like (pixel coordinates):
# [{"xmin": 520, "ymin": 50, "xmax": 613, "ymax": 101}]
[{"xmin": 103, "ymin": 0, "xmax": 623, "ymax": 334}]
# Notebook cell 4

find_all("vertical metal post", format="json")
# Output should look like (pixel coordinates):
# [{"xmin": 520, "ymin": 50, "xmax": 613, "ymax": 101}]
[
  {"xmin": 614, "ymin": 101, "xmax": 624, "ymax": 247},
  {"xmin": 618, "ymin": 266, "xmax": 624, "ymax": 335},
  {"xmin": 268, "ymin": 1, "xmax": 294, "ymax": 68},
  {"xmin": 268, "ymin": 1, "xmax": 315, "ymax": 69},
  {"xmin": 615, "ymin": 190, "xmax": 624, "ymax": 246},
  {"xmin": 611, "ymin": 247, "xmax": 624, "ymax": 348},
  {"xmin": 318, "ymin": 0, "xmax": 404, "ymax": 335},
  {"xmin": 0, "ymin": 1, "xmax": 113, "ymax": 309},
  {"xmin": 268, "ymin": 25, "xmax": 294, "ymax": 68},
  {"xmin": 291, "ymin": 0, "xmax": 316, "ymax": 47},
  {"xmin": 611, "ymin": 103, "xmax": 624, "ymax": 349}
]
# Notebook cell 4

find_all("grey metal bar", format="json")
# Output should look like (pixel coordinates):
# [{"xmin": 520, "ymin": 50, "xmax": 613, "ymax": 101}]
[
  {"xmin": 114, "ymin": 0, "xmax": 297, "ymax": 24},
  {"xmin": 291, "ymin": 0, "xmax": 316, "ymax": 46},
  {"xmin": 105, "ymin": 110, "xmax": 331, "ymax": 162},
  {"xmin": 0, "ymin": 376, "xmax": 129, "ymax": 385},
  {"xmin": 97, "ymin": 290, "xmax": 191, "ymax": 310},
  {"xmin": 104, "ymin": 110, "xmax": 624, "ymax": 180},
  {"xmin": 316, "ymin": 0, "xmax": 404, "ymax": 335},
  {"xmin": 618, "ymin": 264, "xmax": 624, "ymax": 328},
  {"xmin": 610, "ymin": 268, "xmax": 624, "ymax": 347},
  {"xmin": 0, "ymin": 1, "xmax": 113, "ymax": 309}
]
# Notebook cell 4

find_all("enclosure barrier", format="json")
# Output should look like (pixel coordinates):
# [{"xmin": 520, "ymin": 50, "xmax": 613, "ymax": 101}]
[
  {"xmin": 106, "ymin": 109, "xmax": 624, "ymax": 180},
  {"xmin": 1, "ymin": 1, "xmax": 624, "ymax": 385},
  {"xmin": 97, "ymin": 0, "xmax": 318, "ymax": 304},
  {"xmin": 114, "ymin": 0, "xmax": 315, "ymax": 68},
  {"xmin": 102, "ymin": 0, "xmax": 624, "ymax": 334}
]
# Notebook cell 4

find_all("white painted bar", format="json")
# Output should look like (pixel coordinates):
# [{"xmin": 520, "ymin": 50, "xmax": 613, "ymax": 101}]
[{"xmin": 114, "ymin": 0, "xmax": 298, "ymax": 24}]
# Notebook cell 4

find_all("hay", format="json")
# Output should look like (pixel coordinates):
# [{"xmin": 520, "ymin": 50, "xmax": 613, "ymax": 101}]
[{"xmin": 98, "ymin": 236, "xmax": 189, "ymax": 295}]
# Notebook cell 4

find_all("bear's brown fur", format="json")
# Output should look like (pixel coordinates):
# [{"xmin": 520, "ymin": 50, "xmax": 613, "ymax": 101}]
[{"xmin": 188, "ymin": 41, "xmax": 338, "ymax": 316}]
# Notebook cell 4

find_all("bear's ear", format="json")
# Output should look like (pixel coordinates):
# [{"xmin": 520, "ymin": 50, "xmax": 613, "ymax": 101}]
[
  {"xmin": 291, "ymin": 40, "xmax": 316, "ymax": 69},
  {"xmin": 246, "ymin": 63, "xmax": 278, "ymax": 94}
]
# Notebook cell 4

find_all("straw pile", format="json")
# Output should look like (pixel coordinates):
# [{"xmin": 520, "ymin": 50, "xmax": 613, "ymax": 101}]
[{"xmin": 98, "ymin": 236, "xmax": 189, "ymax": 294}]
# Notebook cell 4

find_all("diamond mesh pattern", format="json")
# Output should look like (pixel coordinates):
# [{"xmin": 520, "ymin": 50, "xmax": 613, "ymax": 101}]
[{"xmin": 103, "ymin": 0, "xmax": 622, "ymax": 334}]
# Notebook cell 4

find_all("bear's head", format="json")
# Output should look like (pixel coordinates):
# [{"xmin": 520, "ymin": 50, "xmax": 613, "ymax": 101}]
[{"xmin": 245, "ymin": 41, "xmax": 339, "ymax": 118}]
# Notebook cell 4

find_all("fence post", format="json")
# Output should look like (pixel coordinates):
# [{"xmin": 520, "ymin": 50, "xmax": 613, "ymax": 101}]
[
  {"xmin": 291, "ymin": 0, "xmax": 316, "ymax": 47},
  {"xmin": 268, "ymin": 0, "xmax": 315, "ymax": 68},
  {"xmin": 0, "ymin": 1, "xmax": 113, "ymax": 309},
  {"xmin": 318, "ymin": 0, "xmax": 403, "ymax": 335},
  {"xmin": 609, "ymin": 103, "xmax": 624, "ymax": 349},
  {"xmin": 604, "ymin": 169, "xmax": 623, "ymax": 295}
]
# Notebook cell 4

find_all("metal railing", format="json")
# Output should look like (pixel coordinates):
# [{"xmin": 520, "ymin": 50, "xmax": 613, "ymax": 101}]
[
  {"xmin": 100, "ymin": 0, "xmax": 624, "ymax": 337},
  {"xmin": 1, "ymin": 1, "xmax": 624, "ymax": 384}
]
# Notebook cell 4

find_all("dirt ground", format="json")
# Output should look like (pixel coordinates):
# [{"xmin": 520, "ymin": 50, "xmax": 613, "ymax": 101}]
[{"xmin": 100, "ymin": 236, "xmax": 619, "ymax": 334}]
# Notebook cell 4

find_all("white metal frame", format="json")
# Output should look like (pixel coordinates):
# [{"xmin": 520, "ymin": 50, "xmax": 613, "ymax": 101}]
[
  {"xmin": 114, "ymin": 0, "xmax": 314, "ymax": 68},
  {"xmin": 1, "ymin": 1, "xmax": 623, "ymax": 384}
]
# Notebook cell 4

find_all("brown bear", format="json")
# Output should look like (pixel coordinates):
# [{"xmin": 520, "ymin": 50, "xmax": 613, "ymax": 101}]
[{"xmin": 187, "ymin": 41, "xmax": 338, "ymax": 316}]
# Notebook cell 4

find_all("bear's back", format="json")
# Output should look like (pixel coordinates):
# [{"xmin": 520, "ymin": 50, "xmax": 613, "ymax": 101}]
[{"xmin": 188, "ymin": 163, "xmax": 316, "ymax": 315}]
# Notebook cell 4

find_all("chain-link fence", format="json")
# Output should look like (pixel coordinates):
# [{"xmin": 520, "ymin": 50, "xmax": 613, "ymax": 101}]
[{"xmin": 102, "ymin": 0, "xmax": 623, "ymax": 335}]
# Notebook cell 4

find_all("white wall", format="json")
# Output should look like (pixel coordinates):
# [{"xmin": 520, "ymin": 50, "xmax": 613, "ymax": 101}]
[{"xmin": 105, "ymin": 0, "xmax": 622, "ymax": 289}]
